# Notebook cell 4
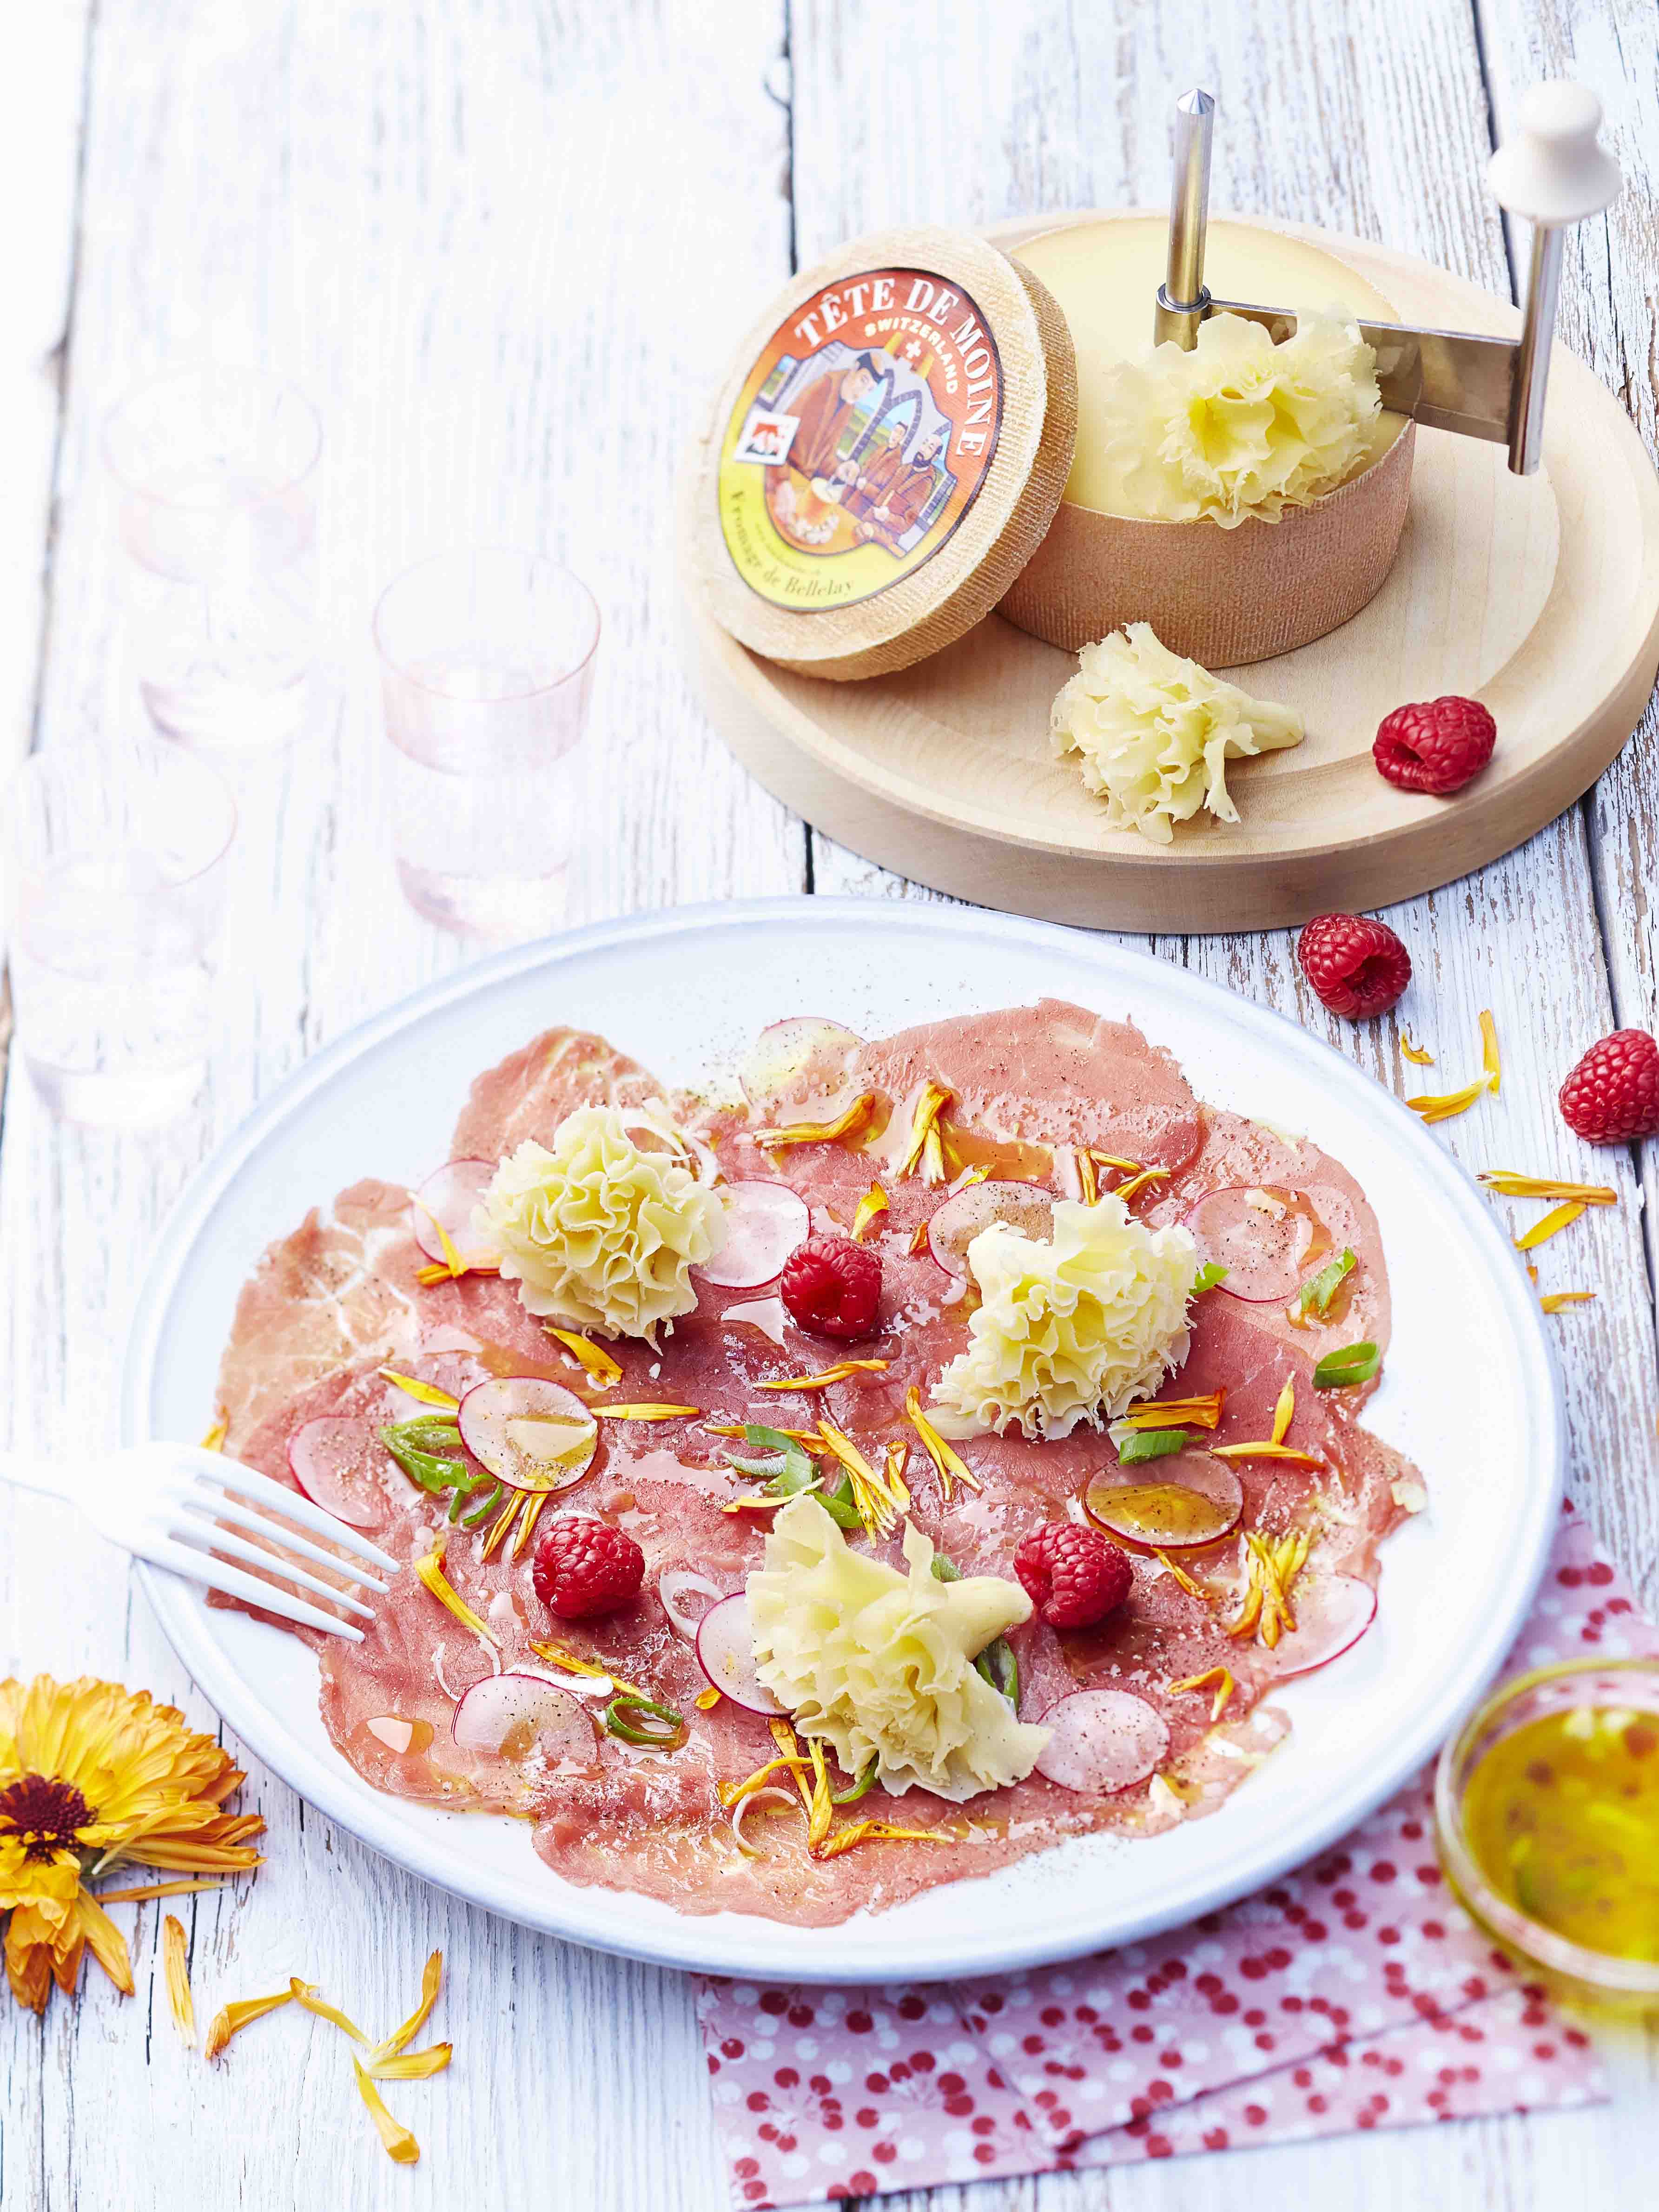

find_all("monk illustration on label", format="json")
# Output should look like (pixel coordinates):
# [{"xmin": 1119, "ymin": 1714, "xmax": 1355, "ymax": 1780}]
[
  {"xmin": 853, "ymin": 427, "xmax": 948, "ymax": 552},
  {"xmin": 787, "ymin": 353, "xmax": 881, "ymax": 491},
  {"xmin": 718, "ymin": 264, "xmax": 1004, "ymax": 607},
  {"xmin": 843, "ymin": 420, "xmax": 909, "ymax": 526}
]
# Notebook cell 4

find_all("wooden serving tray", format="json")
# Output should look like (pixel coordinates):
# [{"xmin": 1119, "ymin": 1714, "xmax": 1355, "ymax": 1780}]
[{"xmin": 681, "ymin": 213, "xmax": 1659, "ymax": 933}]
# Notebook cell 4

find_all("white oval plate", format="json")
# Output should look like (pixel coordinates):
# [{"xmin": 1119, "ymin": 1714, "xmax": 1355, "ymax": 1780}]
[{"xmin": 124, "ymin": 900, "xmax": 1561, "ymax": 1982}]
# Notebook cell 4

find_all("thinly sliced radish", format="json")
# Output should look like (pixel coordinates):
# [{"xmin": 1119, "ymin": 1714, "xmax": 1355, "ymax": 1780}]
[
  {"xmin": 660, "ymin": 1569, "xmax": 727, "ymax": 1639},
  {"xmin": 927, "ymin": 1181, "xmax": 1055, "ymax": 1281},
  {"xmin": 695, "ymin": 1594, "xmax": 785, "ymax": 1715},
  {"xmin": 720, "ymin": 1294, "xmax": 789, "ymax": 1346},
  {"xmin": 1183, "ymin": 1186, "xmax": 1327, "ymax": 1302},
  {"xmin": 451, "ymin": 1672, "xmax": 596, "ymax": 1764},
  {"xmin": 289, "ymin": 1416, "xmax": 390, "ymax": 1530},
  {"xmin": 411, "ymin": 1159, "xmax": 499, "ymax": 1270},
  {"xmin": 1034, "ymin": 1690, "xmax": 1170, "ymax": 1793},
  {"xmin": 1082, "ymin": 1457, "xmax": 1244, "ymax": 1549},
  {"xmin": 739, "ymin": 1017, "xmax": 864, "ymax": 1107},
  {"xmin": 1271, "ymin": 1573, "xmax": 1377, "ymax": 1676},
  {"xmin": 457, "ymin": 1377, "xmax": 598, "ymax": 1494},
  {"xmin": 696, "ymin": 1181, "xmax": 811, "ymax": 1288}
]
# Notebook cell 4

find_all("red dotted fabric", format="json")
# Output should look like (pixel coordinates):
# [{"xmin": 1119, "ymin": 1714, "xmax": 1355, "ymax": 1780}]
[{"xmin": 697, "ymin": 1505, "xmax": 1649, "ymax": 2206}]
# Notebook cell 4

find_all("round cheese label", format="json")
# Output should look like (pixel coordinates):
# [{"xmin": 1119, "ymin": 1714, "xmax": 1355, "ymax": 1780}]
[{"xmin": 716, "ymin": 267, "xmax": 1005, "ymax": 612}]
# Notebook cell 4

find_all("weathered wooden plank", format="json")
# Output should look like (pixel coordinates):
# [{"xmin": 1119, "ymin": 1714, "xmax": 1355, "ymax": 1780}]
[
  {"xmin": 1474, "ymin": 0, "xmax": 1659, "ymax": 1480},
  {"xmin": 0, "ymin": 4, "xmax": 793, "ymax": 2208},
  {"xmin": 791, "ymin": 1, "xmax": 1659, "ymax": 2202}
]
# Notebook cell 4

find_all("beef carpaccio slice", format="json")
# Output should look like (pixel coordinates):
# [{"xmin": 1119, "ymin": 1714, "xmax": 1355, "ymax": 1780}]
[{"xmin": 211, "ymin": 1001, "xmax": 1421, "ymax": 1925}]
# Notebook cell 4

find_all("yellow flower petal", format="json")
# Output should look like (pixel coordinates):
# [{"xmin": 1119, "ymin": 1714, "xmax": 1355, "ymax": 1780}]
[
  {"xmin": 205, "ymin": 1988, "xmax": 293, "ymax": 2060},
  {"xmin": 413, "ymin": 1549, "xmax": 498, "ymax": 1647},
  {"xmin": 366, "ymin": 2043, "xmax": 452, "ymax": 2082},
  {"xmin": 1270, "ymin": 1379, "xmax": 1295, "ymax": 1446},
  {"xmin": 1540, "ymin": 1291, "xmax": 1596, "ymax": 1312},
  {"xmin": 376, "ymin": 1948, "xmax": 443, "ymax": 2059},
  {"xmin": 852, "ymin": 1182, "xmax": 889, "ymax": 1241},
  {"xmin": 353, "ymin": 2057, "xmax": 421, "ymax": 2163},
  {"xmin": 601, "ymin": 1403, "xmax": 700, "ymax": 1420},
  {"xmin": 1118, "ymin": 1391, "xmax": 1226, "ymax": 1431},
  {"xmin": 1478, "ymin": 1171, "xmax": 1616, "ymax": 1204},
  {"xmin": 163, "ymin": 1915, "xmax": 195, "ymax": 2042},
  {"xmin": 1514, "ymin": 1202, "xmax": 1587, "ymax": 1251},
  {"xmin": 377, "ymin": 1369, "xmax": 460, "ymax": 1410},
  {"xmin": 1400, "ymin": 1034, "xmax": 1435, "ymax": 1066},
  {"xmin": 199, "ymin": 1415, "xmax": 229, "ymax": 1453},
  {"xmin": 903, "ymin": 1386, "xmax": 982, "ymax": 1500},
  {"xmin": 1479, "ymin": 1010, "xmax": 1500, "ymax": 1095},
  {"xmin": 1406, "ymin": 1077, "xmax": 1493, "ymax": 1125},
  {"xmin": 545, "ymin": 1327, "xmax": 623, "ymax": 1387},
  {"xmin": 756, "ymin": 1360, "xmax": 888, "ymax": 1392},
  {"xmin": 290, "ymin": 1976, "xmax": 369, "ymax": 2043},
  {"xmin": 751, "ymin": 1095, "xmax": 876, "ymax": 1152}
]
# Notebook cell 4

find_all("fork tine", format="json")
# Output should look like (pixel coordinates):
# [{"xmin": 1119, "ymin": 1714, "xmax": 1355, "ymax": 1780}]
[
  {"xmin": 194, "ymin": 1455, "xmax": 400, "ymax": 1573},
  {"xmin": 178, "ymin": 1492, "xmax": 389, "ymax": 1594},
  {"xmin": 147, "ymin": 1540, "xmax": 366, "ymax": 1641},
  {"xmin": 166, "ymin": 1522, "xmax": 377, "ymax": 1619}
]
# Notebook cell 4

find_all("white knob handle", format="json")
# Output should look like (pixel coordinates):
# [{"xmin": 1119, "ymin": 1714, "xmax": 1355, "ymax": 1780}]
[{"xmin": 1488, "ymin": 80, "xmax": 1621, "ymax": 226}]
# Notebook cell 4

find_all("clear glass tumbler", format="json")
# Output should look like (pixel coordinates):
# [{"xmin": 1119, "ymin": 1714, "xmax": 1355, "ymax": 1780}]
[
  {"xmin": 373, "ymin": 548, "xmax": 600, "ymax": 938},
  {"xmin": 104, "ymin": 369, "xmax": 322, "ymax": 746},
  {"xmin": 4, "ymin": 739, "xmax": 236, "ymax": 1126}
]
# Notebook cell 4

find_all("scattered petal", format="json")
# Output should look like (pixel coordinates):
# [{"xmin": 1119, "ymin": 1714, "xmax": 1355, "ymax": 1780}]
[
  {"xmin": 162, "ymin": 1916, "xmax": 194, "ymax": 2044},
  {"xmin": 1514, "ymin": 1201, "xmax": 1587, "ymax": 1251}
]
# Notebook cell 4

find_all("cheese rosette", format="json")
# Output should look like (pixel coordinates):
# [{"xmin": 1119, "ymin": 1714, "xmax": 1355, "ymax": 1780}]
[
  {"xmin": 748, "ymin": 1496, "xmax": 1049, "ymax": 1803},
  {"xmin": 931, "ymin": 1193, "xmax": 1196, "ymax": 1438},
  {"xmin": 1051, "ymin": 623, "xmax": 1303, "ymax": 845},
  {"xmin": 1091, "ymin": 307, "xmax": 1384, "ymax": 528},
  {"xmin": 477, "ymin": 1101, "xmax": 726, "ymax": 1340}
]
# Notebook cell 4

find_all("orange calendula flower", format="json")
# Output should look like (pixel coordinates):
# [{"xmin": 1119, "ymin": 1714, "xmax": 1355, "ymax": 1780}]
[{"xmin": 0, "ymin": 1675, "xmax": 264, "ymax": 2014}]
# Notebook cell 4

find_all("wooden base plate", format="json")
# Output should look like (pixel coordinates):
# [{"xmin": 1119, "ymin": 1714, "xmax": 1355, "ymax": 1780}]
[{"xmin": 681, "ymin": 213, "xmax": 1659, "ymax": 933}]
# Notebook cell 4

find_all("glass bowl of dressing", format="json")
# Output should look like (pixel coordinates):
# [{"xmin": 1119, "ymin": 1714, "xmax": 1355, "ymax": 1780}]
[{"xmin": 1435, "ymin": 1656, "xmax": 1659, "ymax": 2016}]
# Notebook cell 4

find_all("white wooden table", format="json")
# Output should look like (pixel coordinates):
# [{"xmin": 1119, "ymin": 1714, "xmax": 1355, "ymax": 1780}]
[{"xmin": 2, "ymin": 4, "xmax": 1656, "ymax": 2207}]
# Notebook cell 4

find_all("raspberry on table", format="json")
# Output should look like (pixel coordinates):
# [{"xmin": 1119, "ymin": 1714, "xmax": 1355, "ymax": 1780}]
[
  {"xmin": 778, "ymin": 1233, "xmax": 883, "ymax": 1341},
  {"xmin": 1013, "ymin": 1522, "xmax": 1132, "ymax": 1630},
  {"xmin": 1297, "ymin": 912, "xmax": 1412, "ymax": 1020},
  {"xmin": 1559, "ymin": 1029, "xmax": 1659, "ymax": 1145},
  {"xmin": 1373, "ymin": 695, "xmax": 1496, "ymax": 796},
  {"xmin": 531, "ymin": 1517, "xmax": 645, "ymax": 1619}
]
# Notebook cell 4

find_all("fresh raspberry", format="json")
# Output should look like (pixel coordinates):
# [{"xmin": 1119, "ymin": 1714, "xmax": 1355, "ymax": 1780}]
[
  {"xmin": 1013, "ymin": 1522, "xmax": 1132, "ymax": 1630},
  {"xmin": 531, "ymin": 1517, "xmax": 645, "ymax": 1619},
  {"xmin": 1373, "ymin": 696, "xmax": 1496, "ymax": 796},
  {"xmin": 1559, "ymin": 1030, "xmax": 1659, "ymax": 1145},
  {"xmin": 1296, "ymin": 912, "xmax": 1412, "ymax": 1020},
  {"xmin": 778, "ymin": 1233, "xmax": 883, "ymax": 1342}
]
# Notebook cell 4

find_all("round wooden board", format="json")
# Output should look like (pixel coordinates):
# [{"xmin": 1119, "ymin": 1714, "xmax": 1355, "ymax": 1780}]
[{"xmin": 680, "ymin": 211, "xmax": 1659, "ymax": 933}]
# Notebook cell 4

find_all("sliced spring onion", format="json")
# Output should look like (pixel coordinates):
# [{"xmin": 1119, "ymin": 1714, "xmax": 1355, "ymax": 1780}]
[
  {"xmin": 1289, "ymin": 1246, "xmax": 1355, "ymax": 1323},
  {"xmin": 831, "ymin": 1759, "xmax": 878, "ymax": 1806},
  {"xmin": 1117, "ymin": 1429, "xmax": 1190, "ymax": 1465},
  {"xmin": 1313, "ymin": 1340, "xmax": 1381, "ymax": 1389},
  {"xmin": 380, "ymin": 1420, "xmax": 469, "ymax": 1495},
  {"xmin": 604, "ymin": 1694, "xmax": 686, "ymax": 1749},
  {"xmin": 975, "ymin": 1638, "xmax": 1019, "ymax": 1708},
  {"xmin": 1191, "ymin": 1261, "xmax": 1229, "ymax": 1295}
]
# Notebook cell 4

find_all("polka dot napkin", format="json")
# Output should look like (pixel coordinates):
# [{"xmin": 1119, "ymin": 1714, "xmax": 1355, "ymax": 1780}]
[{"xmin": 697, "ymin": 1505, "xmax": 1654, "ymax": 2207}]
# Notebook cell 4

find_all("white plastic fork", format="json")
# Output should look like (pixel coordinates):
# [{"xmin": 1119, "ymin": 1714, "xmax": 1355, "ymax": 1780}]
[{"xmin": 0, "ymin": 1442, "xmax": 398, "ymax": 1641}]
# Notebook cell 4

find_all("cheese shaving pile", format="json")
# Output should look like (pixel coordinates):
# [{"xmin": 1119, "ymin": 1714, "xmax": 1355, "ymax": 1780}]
[
  {"xmin": 1051, "ymin": 623, "xmax": 1303, "ymax": 845},
  {"xmin": 931, "ymin": 1194, "xmax": 1196, "ymax": 1438},
  {"xmin": 747, "ymin": 1496, "xmax": 1047, "ymax": 1802},
  {"xmin": 478, "ymin": 1103, "xmax": 726, "ymax": 1340},
  {"xmin": 1084, "ymin": 307, "xmax": 1385, "ymax": 525}
]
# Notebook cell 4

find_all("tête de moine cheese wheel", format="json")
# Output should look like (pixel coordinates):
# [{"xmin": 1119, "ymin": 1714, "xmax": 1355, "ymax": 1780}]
[
  {"xmin": 690, "ymin": 226, "xmax": 1077, "ymax": 681},
  {"xmin": 998, "ymin": 215, "xmax": 1416, "ymax": 665}
]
